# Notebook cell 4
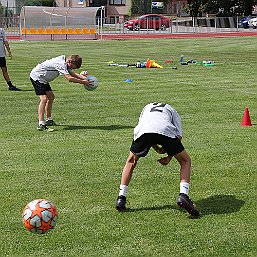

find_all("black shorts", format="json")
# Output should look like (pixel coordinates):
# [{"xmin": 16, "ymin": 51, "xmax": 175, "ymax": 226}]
[
  {"xmin": 30, "ymin": 77, "xmax": 52, "ymax": 95},
  {"xmin": 130, "ymin": 133, "xmax": 184, "ymax": 158},
  {"xmin": 0, "ymin": 57, "xmax": 6, "ymax": 67}
]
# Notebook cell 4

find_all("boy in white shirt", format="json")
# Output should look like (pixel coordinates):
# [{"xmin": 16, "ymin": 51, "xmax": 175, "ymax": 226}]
[
  {"xmin": 0, "ymin": 28, "xmax": 20, "ymax": 91},
  {"xmin": 30, "ymin": 55, "xmax": 90, "ymax": 131},
  {"xmin": 116, "ymin": 102, "xmax": 199, "ymax": 217}
]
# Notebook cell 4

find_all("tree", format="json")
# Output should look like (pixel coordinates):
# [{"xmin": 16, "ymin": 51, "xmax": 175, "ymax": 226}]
[
  {"xmin": 24, "ymin": 0, "xmax": 56, "ymax": 6},
  {"xmin": 240, "ymin": 0, "xmax": 257, "ymax": 15},
  {"xmin": 131, "ymin": 0, "xmax": 169, "ymax": 16},
  {"xmin": 185, "ymin": 0, "xmax": 257, "ymax": 17},
  {"xmin": 186, "ymin": 0, "xmax": 207, "ymax": 17}
]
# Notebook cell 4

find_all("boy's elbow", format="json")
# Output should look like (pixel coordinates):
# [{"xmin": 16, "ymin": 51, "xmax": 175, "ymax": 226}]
[{"xmin": 65, "ymin": 75, "xmax": 73, "ymax": 82}]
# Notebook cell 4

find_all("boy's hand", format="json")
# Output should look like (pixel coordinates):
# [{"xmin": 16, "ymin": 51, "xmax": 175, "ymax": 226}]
[
  {"xmin": 158, "ymin": 156, "xmax": 172, "ymax": 166},
  {"xmin": 155, "ymin": 147, "xmax": 166, "ymax": 154},
  {"xmin": 83, "ymin": 79, "xmax": 91, "ymax": 86},
  {"xmin": 80, "ymin": 70, "xmax": 88, "ymax": 77},
  {"xmin": 8, "ymin": 52, "xmax": 12, "ymax": 60},
  {"xmin": 152, "ymin": 144, "xmax": 166, "ymax": 154}
]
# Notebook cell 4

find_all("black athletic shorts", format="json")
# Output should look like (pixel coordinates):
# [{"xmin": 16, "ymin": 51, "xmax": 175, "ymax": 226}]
[
  {"xmin": 30, "ymin": 77, "xmax": 52, "ymax": 95},
  {"xmin": 0, "ymin": 57, "xmax": 7, "ymax": 67},
  {"xmin": 130, "ymin": 133, "xmax": 184, "ymax": 158}
]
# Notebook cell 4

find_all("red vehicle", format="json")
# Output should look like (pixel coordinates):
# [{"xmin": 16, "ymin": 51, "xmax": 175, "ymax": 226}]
[{"xmin": 124, "ymin": 14, "xmax": 170, "ymax": 31}]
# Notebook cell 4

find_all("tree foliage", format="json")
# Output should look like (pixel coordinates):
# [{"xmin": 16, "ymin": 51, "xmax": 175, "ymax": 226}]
[
  {"xmin": 131, "ymin": 0, "xmax": 169, "ymax": 17},
  {"xmin": 185, "ymin": 0, "xmax": 257, "ymax": 17},
  {"xmin": 24, "ymin": 0, "xmax": 56, "ymax": 6}
]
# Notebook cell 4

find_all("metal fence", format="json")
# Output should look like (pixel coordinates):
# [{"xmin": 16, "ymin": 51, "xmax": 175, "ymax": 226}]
[
  {"xmin": 101, "ymin": 16, "xmax": 256, "ymax": 34},
  {"xmin": 1, "ymin": 16, "xmax": 256, "ymax": 36},
  {"xmin": 0, "ymin": 16, "xmax": 20, "ymax": 33}
]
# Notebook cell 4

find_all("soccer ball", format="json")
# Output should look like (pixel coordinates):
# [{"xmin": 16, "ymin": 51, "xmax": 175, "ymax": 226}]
[
  {"xmin": 85, "ymin": 75, "xmax": 98, "ymax": 91},
  {"xmin": 22, "ymin": 199, "xmax": 58, "ymax": 234},
  {"xmin": 80, "ymin": 71, "xmax": 98, "ymax": 91}
]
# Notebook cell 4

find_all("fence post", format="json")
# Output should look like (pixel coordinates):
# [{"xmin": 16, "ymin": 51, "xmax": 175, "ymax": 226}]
[{"xmin": 99, "ymin": 6, "xmax": 104, "ymax": 40}]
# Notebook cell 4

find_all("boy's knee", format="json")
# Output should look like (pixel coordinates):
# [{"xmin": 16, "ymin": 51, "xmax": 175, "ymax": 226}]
[
  {"xmin": 175, "ymin": 150, "xmax": 191, "ymax": 165},
  {"xmin": 48, "ymin": 94, "xmax": 55, "ymax": 101},
  {"xmin": 40, "ymin": 97, "xmax": 47, "ymax": 105},
  {"xmin": 127, "ymin": 153, "xmax": 139, "ymax": 166}
]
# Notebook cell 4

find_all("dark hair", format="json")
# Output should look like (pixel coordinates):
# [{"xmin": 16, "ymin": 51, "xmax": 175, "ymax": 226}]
[{"xmin": 69, "ymin": 55, "xmax": 82, "ymax": 69}]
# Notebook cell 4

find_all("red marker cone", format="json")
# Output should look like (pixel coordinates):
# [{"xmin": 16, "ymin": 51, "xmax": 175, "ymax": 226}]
[{"xmin": 240, "ymin": 107, "xmax": 252, "ymax": 126}]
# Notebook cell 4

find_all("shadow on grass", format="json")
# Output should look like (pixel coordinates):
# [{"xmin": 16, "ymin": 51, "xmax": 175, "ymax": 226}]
[
  {"xmin": 121, "ymin": 195, "xmax": 244, "ymax": 217},
  {"xmin": 125, "ymin": 204, "xmax": 177, "ymax": 213},
  {"xmin": 196, "ymin": 194, "xmax": 245, "ymax": 216},
  {"xmin": 63, "ymin": 124, "xmax": 133, "ymax": 131},
  {"xmin": 19, "ymin": 89, "xmax": 35, "ymax": 92}
]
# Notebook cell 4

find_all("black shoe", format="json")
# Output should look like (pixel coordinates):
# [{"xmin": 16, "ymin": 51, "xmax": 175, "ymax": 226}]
[
  {"xmin": 8, "ymin": 86, "xmax": 21, "ymax": 91},
  {"xmin": 37, "ymin": 124, "xmax": 54, "ymax": 132},
  {"xmin": 116, "ymin": 195, "xmax": 126, "ymax": 211},
  {"xmin": 177, "ymin": 193, "xmax": 199, "ymax": 217},
  {"xmin": 45, "ymin": 119, "xmax": 57, "ymax": 126}
]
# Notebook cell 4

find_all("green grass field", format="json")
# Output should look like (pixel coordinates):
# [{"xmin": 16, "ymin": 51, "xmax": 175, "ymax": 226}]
[{"xmin": 0, "ymin": 37, "xmax": 256, "ymax": 257}]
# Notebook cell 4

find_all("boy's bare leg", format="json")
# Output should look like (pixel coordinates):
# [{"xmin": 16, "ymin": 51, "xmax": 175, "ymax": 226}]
[
  {"xmin": 38, "ymin": 95, "xmax": 47, "ymax": 122},
  {"xmin": 174, "ymin": 150, "xmax": 199, "ymax": 217},
  {"xmin": 1, "ymin": 67, "xmax": 11, "ymax": 82},
  {"xmin": 45, "ymin": 91, "xmax": 55, "ymax": 119},
  {"xmin": 121, "ymin": 152, "xmax": 139, "ymax": 186},
  {"xmin": 174, "ymin": 150, "xmax": 191, "ymax": 183},
  {"xmin": 116, "ymin": 152, "xmax": 139, "ymax": 211}
]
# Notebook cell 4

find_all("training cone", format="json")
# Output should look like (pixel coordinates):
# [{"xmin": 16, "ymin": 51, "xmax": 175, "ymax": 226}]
[
  {"xmin": 152, "ymin": 61, "xmax": 163, "ymax": 68},
  {"xmin": 240, "ymin": 107, "xmax": 252, "ymax": 126},
  {"xmin": 146, "ymin": 59, "xmax": 153, "ymax": 68}
]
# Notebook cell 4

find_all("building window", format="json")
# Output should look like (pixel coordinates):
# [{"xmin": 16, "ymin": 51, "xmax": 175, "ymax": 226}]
[{"xmin": 109, "ymin": 0, "xmax": 126, "ymax": 5}]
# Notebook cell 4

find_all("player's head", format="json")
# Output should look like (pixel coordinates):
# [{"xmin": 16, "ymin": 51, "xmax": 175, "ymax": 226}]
[{"xmin": 67, "ymin": 55, "xmax": 82, "ymax": 69}]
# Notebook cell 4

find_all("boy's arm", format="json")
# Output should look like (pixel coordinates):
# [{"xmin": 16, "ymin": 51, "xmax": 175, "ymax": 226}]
[
  {"xmin": 152, "ymin": 144, "xmax": 172, "ymax": 165},
  {"xmin": 172, "ymin": 110, "xmax": 183, "ymax": 138},
  {"xmin": 4, "ymin": 41, "xmax": 12, "ymax": 59},
  {"xmin": 68, "ymin": 69, "xmax": 87, "ymax": 80},
  {"xmin": 158, "ymin": 156, "xmax": 173, "ymax": 166},
  {"xmin": 177, "ymin": 135, "xmax": 182, "ymax": 141},
  {"xmin": 64, "ymin": 73, "xmax": 90, "ymax": 86},
  {"xmin": 152, "ymin": 144, "xmax": 166, "ymax": 154}
]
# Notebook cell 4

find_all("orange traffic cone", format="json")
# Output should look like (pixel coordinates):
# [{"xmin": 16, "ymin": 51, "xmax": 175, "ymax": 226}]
[{"xmin": 240, "ymin": 107, "xmax": 252, "ymax": 126}]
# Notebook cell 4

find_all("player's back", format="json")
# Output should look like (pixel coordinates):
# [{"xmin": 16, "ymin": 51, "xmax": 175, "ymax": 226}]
[
  {"xmin": 134, "ymin": 102, "xmax": 182, "ymax": 140},
  {"xmin": 139, "ymin": 103, "xmax": 174, "ymax": 124}
]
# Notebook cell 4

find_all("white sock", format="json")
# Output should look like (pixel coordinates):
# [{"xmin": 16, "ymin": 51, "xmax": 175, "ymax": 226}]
[
  {"xmin": 180, "ymin": 182, "xmax": 190, "ymax": 195},
  {"xmin": 119, "ymin": 185, "xmax": 128, "ymax": 197},
  {"xmin": 46, "ymin": 117, "xmax": 53, "ymax": 121},
  {"xmin": 39, "ymin": 121, "xmax": 45, "ymax": 126}
]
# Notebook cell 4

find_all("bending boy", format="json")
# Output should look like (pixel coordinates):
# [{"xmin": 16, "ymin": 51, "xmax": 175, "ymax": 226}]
[
  {"xmin": 30, "ymin": 55, "xmax": 90, "ymax": 131},
  {"xmin": 116, "ymin": 102, "xmax": 199, "ymax": 217}
]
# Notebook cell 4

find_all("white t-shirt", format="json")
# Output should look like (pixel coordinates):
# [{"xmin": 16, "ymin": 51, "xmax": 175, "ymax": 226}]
[
  {"xmin": 0, "ymin": 28, "xmax": 7, "ymax": 57},
  {"xmin": 30, "ymin": 55, "xmax": 70, "ymax": 84},
  {"xmin": 134, "ymin": 102, "xmax": 182, "ymax": 140}
]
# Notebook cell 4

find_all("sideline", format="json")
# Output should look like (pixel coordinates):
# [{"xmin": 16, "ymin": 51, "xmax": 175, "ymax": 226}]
[
  {"xmin": 7, "ymin": 31, "xmax": 257, "ymax": 41},
  {"xmin": 99, "ymin": 31, "xmax": 257, "ymax": 40}
]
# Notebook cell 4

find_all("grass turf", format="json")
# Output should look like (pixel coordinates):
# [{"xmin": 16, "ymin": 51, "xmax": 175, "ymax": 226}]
[{"xmin": 0, "ymin": 37, "xmax": 256, "ymax": 257}]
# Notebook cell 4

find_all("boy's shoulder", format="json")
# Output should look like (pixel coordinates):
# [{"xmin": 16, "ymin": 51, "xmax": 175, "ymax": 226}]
[{"xmin": 51, "ymin": 55, "xmax": 66, "ymax": 62}]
